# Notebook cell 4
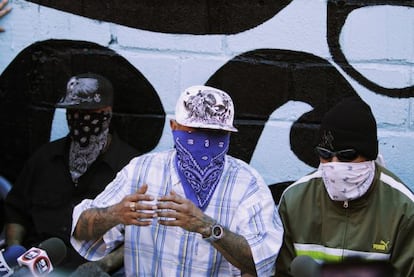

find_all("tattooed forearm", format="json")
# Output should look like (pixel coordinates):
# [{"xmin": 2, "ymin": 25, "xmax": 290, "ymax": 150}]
[
  {"xmin": 191, "ymin": 213, "xmax": 256, "ymax": 274},
  {"xmin": 213, "ymin": 228, "xmax": 257, "ymax": 276},
  {"xmin": 75, "ymin": 207, "xmax": 118, "ymax": 240}
]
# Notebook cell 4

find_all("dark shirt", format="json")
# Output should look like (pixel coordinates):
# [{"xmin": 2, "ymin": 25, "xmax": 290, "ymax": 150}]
[{"xmin": 4, "ymin": 133, "xmax": 139, "ymax": 273}]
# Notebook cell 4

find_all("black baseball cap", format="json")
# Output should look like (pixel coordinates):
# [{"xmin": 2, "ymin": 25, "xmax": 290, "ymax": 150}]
[{"xmin": 56, "ymin": 73, "xmax": 113, "ymax": 109}]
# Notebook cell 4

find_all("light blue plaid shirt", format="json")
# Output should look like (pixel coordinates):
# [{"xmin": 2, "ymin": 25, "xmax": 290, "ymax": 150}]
[{"xmin": 71, "ymin": 149, "xmax": 283, "ymax": 277}]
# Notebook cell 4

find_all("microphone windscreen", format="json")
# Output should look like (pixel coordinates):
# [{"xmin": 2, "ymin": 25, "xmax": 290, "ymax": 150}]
[
  {"xmin": 38, "ymin": 238, "xmax": 67, "ymax": 266},
  {"xmin": 9, "ymin": 266, "xmax": 31, "ymax": 277},
  {"xmin": 290, "ymin": 255, "xmax": 321, "ymax": 277},
  {"xmin": 69, "ymin": 262, "xmax": 111, "ymax": 277},
  {"xmin": 3, "ymin": 245, "xmax": 27, "ymax": 268}
]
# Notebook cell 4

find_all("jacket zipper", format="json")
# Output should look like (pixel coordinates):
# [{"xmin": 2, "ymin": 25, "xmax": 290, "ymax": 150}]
[{"xmin": 341, "ymin": 200, "xmax": 350, "ymax": 261}]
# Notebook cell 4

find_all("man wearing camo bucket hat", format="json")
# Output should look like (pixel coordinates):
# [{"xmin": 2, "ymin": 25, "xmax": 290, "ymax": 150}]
[{"xmin": 71, "ymin": 85, "xmax": 283, "ymax": 276}]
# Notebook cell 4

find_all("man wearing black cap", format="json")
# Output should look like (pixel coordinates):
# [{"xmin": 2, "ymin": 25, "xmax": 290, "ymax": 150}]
[
  {"xmin": 4, "ymin": 73, "xmax": 139, "ymax": 275},
  {"xmin": 275, "ymin": 96, "xmax": 414, "ymax": 277}
]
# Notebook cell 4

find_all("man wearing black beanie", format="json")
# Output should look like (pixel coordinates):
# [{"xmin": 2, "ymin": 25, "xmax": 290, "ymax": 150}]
[
  {"xmin": 275, "ymin": 96, "xmax": 414, "ymax": 277},
  {"xmin": 319, "ymin": 96, "xmax": 378, "ymax": 161}
]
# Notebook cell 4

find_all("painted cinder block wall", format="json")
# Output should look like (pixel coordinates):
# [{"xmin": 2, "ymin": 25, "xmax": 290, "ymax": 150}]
[{"xmin": 0, "ymin": 0, "xmax": 413, "ymax": 194}]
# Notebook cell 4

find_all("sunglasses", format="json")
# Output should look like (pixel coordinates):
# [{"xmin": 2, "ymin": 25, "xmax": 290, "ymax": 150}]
[{"xmin": 315, "ymin": 146, "xmax": 359, "ymax": 162}]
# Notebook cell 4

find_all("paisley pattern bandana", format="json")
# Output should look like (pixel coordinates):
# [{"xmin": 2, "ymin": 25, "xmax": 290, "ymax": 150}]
[
  {"xmin": 67, "ymin": 110, "xmax": 111, "ymax": 183},
  {"xmin": 173, "ymin": 130, "xmax": 230, "ymax": 211},
  {"xmin": 320, "ymin": 160, "xmax": 375, "ymax": 201}
]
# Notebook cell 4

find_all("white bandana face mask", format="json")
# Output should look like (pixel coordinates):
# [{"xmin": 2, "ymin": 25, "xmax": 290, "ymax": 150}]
[{"xmin": 320, "ymin": 160, "xmax": 375, "ymax": 201}]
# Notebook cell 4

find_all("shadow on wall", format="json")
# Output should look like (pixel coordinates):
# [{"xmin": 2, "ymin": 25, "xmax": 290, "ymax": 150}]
[{"xmin": 0, "ymin": 39, "xmax": 165, "ymax": 184}]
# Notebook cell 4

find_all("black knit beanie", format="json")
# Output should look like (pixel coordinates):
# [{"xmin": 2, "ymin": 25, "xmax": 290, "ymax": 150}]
[{"xmin": 319, "ymin": 96, "xmax": 378, "ymax": 160}]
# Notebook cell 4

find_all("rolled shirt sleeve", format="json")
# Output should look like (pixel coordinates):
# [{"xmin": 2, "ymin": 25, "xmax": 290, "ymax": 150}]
[
  {"xmin": 230, "ymin": 172, "xmax": 283, "ymax": 276},
  {"xmin": 70, "ymin": 168, "xmax": 132, "ymax": 261}
]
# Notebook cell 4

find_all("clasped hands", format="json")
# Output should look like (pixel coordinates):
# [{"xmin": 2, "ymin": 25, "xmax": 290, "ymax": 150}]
[{"xmin": 113, "ymin": 184, "xmax": 210, "ymax": 234}]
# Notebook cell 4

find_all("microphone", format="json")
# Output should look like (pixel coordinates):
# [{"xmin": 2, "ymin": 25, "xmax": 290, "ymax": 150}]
[
  {"xmin": 290, "ymin": 255, "xmax": 321, "ymax": 277},
  {"xmin": 14, "ymin": 237, "xmax": 67, "ymax": 277},
  {"xmin": 0, "ymin": 245, "xmax": 27, "ymax": 277},
  {"xmin": 69, "ymin": 262, "xmax": 111, "ymax": 277}
]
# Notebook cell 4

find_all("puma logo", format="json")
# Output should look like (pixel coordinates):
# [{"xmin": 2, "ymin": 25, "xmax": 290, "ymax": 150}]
[{"xmin": 372, "ymin": 240, "xmax": 390, "ymax": 251}]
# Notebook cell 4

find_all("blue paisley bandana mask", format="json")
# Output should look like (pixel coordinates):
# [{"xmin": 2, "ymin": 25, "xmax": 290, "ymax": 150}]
[{"xmin": 173, "ymin": 130, "xmax": 230, "ymax": 211}]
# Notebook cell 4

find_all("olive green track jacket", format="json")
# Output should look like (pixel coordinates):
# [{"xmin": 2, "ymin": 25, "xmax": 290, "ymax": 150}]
[{"xmin": 275, "ymin": 164, "xmax": 414, "ymax": 277}]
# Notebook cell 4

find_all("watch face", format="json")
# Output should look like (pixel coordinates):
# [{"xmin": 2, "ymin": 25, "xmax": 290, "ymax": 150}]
[
  {"xmin": 213, "ymin": 225, "xmax": 222, "ymax": 237},
  {"xmin": 204, "ymin": 223, "xmax": 224, "ymax": 242}
]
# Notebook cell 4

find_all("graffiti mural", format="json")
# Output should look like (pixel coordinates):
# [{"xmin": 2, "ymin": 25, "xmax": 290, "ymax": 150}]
[
  {"xmin": 0, "ymin": 0, "xmax": 413, "ymax": 197},
  {"xmin": 327, "ymin": 0, "xmax": 414, "ymax": 97},
  {"xmin": 0, "ymin": 40, "xmax": 164, "ymax": 183},
  {"xmin": 26, "ymin": 0, "xmax": 292, "ymax": 34},
  {"xmin": 206, "ymin": 49, "xmax": 356, "ymax": 165}
]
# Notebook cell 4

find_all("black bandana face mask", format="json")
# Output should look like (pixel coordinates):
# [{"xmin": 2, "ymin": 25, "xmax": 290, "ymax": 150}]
[
  {"xmin": 66, "ymin": 110, "xmax": 111, "ymax": 147},
  {"xmin": 66, "ymin": 109, "xmax": 111, "ymax": 183}
]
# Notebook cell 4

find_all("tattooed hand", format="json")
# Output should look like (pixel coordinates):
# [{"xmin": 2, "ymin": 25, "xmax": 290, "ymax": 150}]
[
  {"xmin": 74, "ymin": 184, "xmax": 157, "ymax": 240},
  {"xmin": 156, "ymin": 190, "xmax": 214, "ymax": 236},
  {"xmin": 115, "ymin": 184, "xmax": 158, "ymax": 226},
  {"xmin": 156, "ymin": 190, "xmax": 257, "ymax": 275}
]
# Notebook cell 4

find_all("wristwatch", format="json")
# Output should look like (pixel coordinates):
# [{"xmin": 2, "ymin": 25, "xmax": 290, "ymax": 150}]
[{"xmin": 203, "ymin": 223, "xmax": 224, "ymax": 242}]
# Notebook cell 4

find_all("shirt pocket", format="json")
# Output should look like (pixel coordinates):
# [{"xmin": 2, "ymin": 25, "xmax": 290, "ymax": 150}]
[{"xmin": 190, "ymin": 237, "xmax": 230, "ymax": 275}]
